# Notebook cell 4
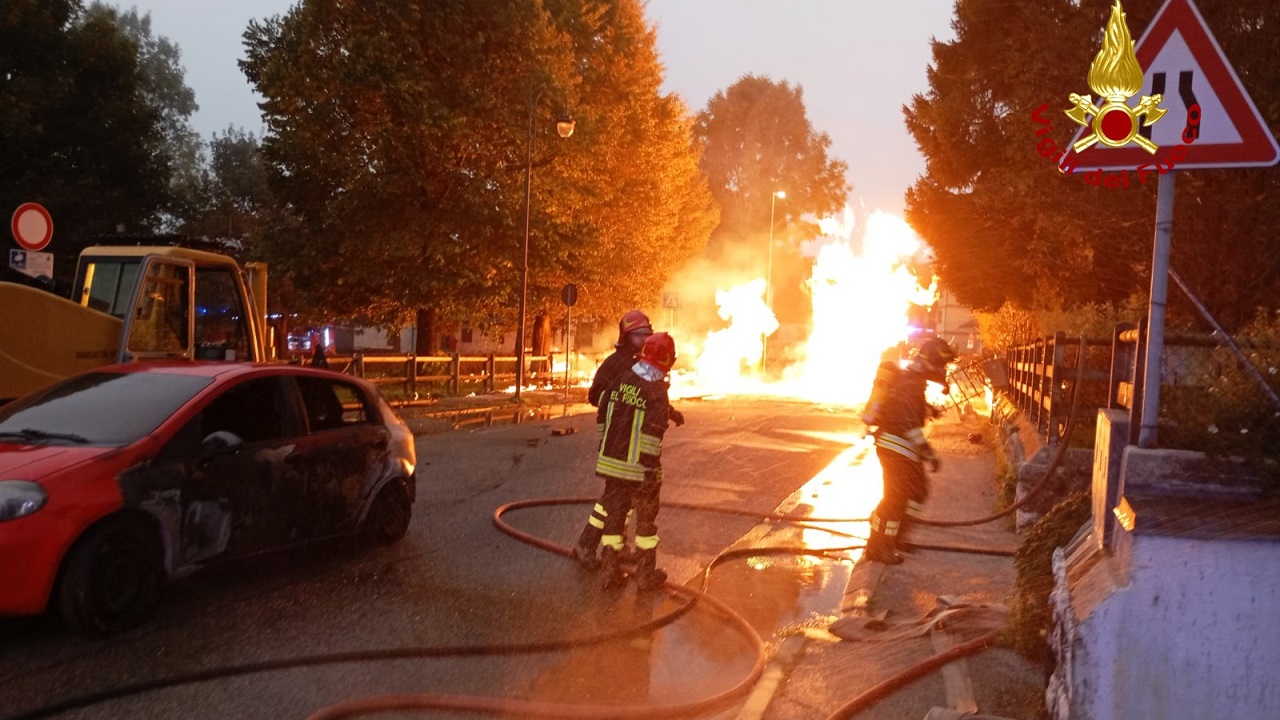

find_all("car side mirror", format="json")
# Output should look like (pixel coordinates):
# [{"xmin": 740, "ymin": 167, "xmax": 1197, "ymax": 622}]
[{"xmin": 201, "ymin": 431, "xmax": 245, "ymax": 461}]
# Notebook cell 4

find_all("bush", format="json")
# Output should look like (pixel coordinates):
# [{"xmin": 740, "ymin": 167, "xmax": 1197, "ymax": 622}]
[{"xmin": 1002, "ymin": 490, "xmax": 1091, "ymax": 662}]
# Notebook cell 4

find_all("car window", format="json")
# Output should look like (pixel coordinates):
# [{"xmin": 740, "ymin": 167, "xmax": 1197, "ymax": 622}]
[
  {"xmin": 0, "ymin": 372, "xmax": 212, "ymax": 446},
  {"xmin": 295, "ymin": 377, "xmax": 370, "ymax": 433},
  {"xmin": 199, "ymin": 378, "xmax": 290, "ymax": 444}
]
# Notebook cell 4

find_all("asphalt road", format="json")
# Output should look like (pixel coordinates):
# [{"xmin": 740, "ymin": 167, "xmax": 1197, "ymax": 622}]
[{"xmin": 0, "ymin": 395, "xmax": 868, "ymax": 720}]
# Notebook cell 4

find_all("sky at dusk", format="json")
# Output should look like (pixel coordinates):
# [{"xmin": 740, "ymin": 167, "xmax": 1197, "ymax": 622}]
[{"xmin": 131, "ymin": 0, "xmax": 957, "ymax": 215}]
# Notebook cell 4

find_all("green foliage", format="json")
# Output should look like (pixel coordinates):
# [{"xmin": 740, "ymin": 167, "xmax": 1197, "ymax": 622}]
[
  {"xmin": 906, "ymin": 0, "xmax": 1280, "ymax": 332},
  {"xmin": 1156, "ymin": 309, "xmax": 1280, "ymax": 463},
  {"xmin": 1, "ymin": 0, "xmax": 179, "ymax": 276},
  {"xmin": 976, "ymin": 298, "xmax": 1148, "ymax": 352},
  {"xmin": 101, "ymin": 4, "xmax": 203, "ymax": 226},
  {"xmin": 1004, "ymin": 490, "xmax": 1091, "ymax": 663},
  {"xmin": 694, "ymin": 75, "xmax": 850, "ymax": 245},
  {"xmin": 242, "ymin": 0, "xmax": 716, "ymax": 329},
  {"xmin": 177, "ymin": 126, "xmax": 274, "ymax": 247}
]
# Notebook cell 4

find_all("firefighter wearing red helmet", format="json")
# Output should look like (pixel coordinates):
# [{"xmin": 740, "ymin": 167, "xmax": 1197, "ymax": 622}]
[
  {"xmin": 587, "ymin": 310, "xmax": 653, "ymax": 407},
  {"xmin": 574, "ymin": 332, "xmax": 678, "ymax": 589},
  {"xmin": 574, "ymin": 310, "xmax": 684, "ymax": 571},
  {"xmin": 863, "ymin": 336, "xmax": 956, "ymax": 564}
]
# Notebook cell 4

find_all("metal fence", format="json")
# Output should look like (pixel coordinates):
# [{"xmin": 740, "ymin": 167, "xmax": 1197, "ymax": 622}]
[
  {"xmin": 288, "ymin": 351, "xmax": 563, "ymax": 405},
  {"xmin": 997, "ymin": 324, "xmax": 1280, "ymax": 457}
]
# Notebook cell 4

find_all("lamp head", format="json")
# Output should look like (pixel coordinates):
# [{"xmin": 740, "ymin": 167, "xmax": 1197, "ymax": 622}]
[{"xmin": 556, "ymin": 115, "xmax": 575, "ymax": 138}]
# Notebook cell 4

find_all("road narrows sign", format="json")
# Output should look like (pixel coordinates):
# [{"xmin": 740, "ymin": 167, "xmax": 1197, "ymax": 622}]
[
  {"xmin": 1066, "ymin": 0, "xmax": 1279, "ymax": 171},
  {"xmin": 11, "ymin": 203, "xmax": 54, "ymax": 252}
]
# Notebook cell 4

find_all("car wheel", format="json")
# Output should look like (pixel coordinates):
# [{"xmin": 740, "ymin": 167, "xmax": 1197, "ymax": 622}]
[
  {"xmin": 361, "ymin": 480, "xmax": 412, "ymax": 546},
  {"xmin": 58, "ymin": 517, "xmax": 162, "ymax": 636}
]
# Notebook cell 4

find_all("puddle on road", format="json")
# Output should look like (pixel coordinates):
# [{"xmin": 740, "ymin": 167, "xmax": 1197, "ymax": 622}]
[
  {"xmin": 706, "ymin": 553, "xmax": 852, "ymax": 635},
  {"xmin": 407, "ymin": 404, "xmax": 569, "ymax": 433}
]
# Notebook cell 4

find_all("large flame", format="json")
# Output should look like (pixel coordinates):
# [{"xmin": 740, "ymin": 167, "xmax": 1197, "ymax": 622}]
[
  {"xmin": 683, "ymin": 279, "xmax": 779, "ymax": 396},
  {"xmin": 675, "ymin": 208, "xmax": 938, "ymax": 407},
  {"xmin": 1088, "ymin": 0, "xmax": 1143, "ymax": 101}
]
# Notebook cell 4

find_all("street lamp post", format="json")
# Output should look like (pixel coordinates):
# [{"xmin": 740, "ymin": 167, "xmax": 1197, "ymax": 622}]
[
  {"xmin": 767, "ymin": 190, "xmax": 785, "ymax": 312},
  {"xmin": 515, "ymin": 87, "xmax": 574, "ymax": 401},
  {"xmin": 762, "ymin": 190, "xmax": 785, "ymax": 373}
]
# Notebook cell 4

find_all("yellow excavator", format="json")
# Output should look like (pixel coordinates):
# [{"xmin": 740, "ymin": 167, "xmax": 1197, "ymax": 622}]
[{"xmin": 0, "ymin": 246, "xmax": 271, "ymax": 403}]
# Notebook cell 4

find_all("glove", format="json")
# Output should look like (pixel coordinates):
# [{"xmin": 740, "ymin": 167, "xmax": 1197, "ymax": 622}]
[
  {"xmin": 920, "ymin": 443, "xmax": 941, "ymax": 473},
  {"xmin": 670, "ymin": 408, "xmax": 685, "ymax": 427}
]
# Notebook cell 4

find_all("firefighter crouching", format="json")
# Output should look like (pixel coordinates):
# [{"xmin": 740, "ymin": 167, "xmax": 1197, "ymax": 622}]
[
  {"xmin": 863, "ymin": 337, "xmax": 957, "ymax": 564},
  {"xmin": 574, "ymin": 332, "xmax": 680, "ymax": 590}
]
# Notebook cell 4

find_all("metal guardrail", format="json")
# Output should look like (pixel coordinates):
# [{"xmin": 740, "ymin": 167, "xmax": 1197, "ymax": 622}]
[
  {"xmin": 1003, "ymin": 332, "xmax": 1111, "ymax": 446},
  {"xmin": 1003, "ymin": 323, "xmax": 1280, "ymax": 454}
]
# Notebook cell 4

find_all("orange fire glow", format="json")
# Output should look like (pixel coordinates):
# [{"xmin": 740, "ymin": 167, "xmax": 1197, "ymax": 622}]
[{"xmin": 674, "ymin": 208, "xmax": 938, "ymax": 407}]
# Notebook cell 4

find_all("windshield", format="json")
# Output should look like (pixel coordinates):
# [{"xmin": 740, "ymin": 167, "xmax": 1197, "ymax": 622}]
[{"xmin": 0, "ymin": 372, "xmax": 213, "ymax": 446}]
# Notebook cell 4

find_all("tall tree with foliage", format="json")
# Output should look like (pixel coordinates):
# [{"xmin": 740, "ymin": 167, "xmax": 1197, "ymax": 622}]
[
  {"xmin": 242, "ymin": 0, "xmax": 716, "ymax": 338},
  {"xmin": 906, "ymin": 0, "xmax": 1280, "ymax": 332},
  {"xmin": 695, "ymin": 75, "xmax": 850, "ymax": 250},
  {"xmin": 1, "ymin": 0, "xmax": 179, "ymax": 277},
  {"xmin": 100, "ymin": 4, "xmax": 203, "ymax": 226},
  {"xmin": 179, "ymin": 126, "xmax": 273, "ymax": 246}
]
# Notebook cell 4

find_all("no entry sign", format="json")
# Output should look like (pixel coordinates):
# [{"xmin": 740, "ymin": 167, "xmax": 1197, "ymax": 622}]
[{"xmin": 11, "ymin": 203, "xmax": 53, "ymax": 252}]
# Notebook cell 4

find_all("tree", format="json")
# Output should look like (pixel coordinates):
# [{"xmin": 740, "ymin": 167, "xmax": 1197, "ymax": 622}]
[
  {"xmin": 695, "ymin": 75, "xmax": 850, "ymax": 250},
  {"xmin": 100, "ymin": 4, "xmax": 203, "ymax": 226},
  {"xmin": 242, "ymin": 0, "xmax": 716, "ymax": 336},
  {"xmin": 178, "ymin": 126, "xmax": 273, "ymax": 245},
  {"xmin": 1, "ymin": 0, "xmax": 174, "ymax": 277},
  {"xmin": 906, "ymin": 0, "xmax": 1280, "ymax": 331}
]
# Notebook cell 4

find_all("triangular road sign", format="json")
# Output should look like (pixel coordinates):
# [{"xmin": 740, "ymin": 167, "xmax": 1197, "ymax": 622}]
[{"xmin": 1065, "ymin": 0, "xmax": 1279, "ymax": 171}]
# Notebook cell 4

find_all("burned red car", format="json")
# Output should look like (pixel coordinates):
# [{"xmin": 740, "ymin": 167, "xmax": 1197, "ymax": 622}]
[{"xmin": 0, "ymin": 362, "xmax": 416, "ymax": 634}]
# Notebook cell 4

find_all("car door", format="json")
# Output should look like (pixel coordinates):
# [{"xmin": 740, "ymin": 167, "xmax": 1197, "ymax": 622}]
[
  {"xmin": 171, "ymin": 376, "xmax": 307, "ymax": 563},
  {"xmin": 286, "ymin": 375, "xmax": 390, "ymax": 540}
]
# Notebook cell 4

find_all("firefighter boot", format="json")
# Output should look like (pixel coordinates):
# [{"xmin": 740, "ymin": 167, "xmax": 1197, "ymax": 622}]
[
  {"xmin": 600, "ymin": 546, "xmax": 628, "ymax": 590},
  {"xmin": 896, "ymin": 520, "xmax": 918, "ymax": 554},
  {"xmin": 634, "ymin": 548, "xmax": 668, "ymax": 591},
  {"xmin": 863, "ymin": 528, "xmax": 904, "ymax": 565},
  {"xmin": 572, "ymin": 526, "xmax": 602, "ymax": 571}
]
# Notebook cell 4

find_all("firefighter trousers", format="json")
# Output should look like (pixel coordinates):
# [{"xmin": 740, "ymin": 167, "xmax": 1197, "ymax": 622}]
[
  {"xmin": 873, "ymin": 446, "xmax": 929, "ymax": 531},
  {"xmin": 599, "ymin": 475, "xmax": 661, "ymax": 551}
]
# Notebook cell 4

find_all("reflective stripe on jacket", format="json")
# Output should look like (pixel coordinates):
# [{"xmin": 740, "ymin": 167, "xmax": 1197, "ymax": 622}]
[
  {"xmin": 596, "ymin": 368, "xmax": 670, "ymax": 482},
  {"xmin": 872, "ymin": 369, "xmax": 929, "ymax": 460}
]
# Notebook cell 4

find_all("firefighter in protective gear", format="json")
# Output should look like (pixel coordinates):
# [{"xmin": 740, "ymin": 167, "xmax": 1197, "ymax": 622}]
[
  {"xmin": 864, "ymin": 337, "xmax": 956, "ymax": 564},
  {"xmin": 574, "ymin": 313, "xmax": 683, "ymax": 571},
  {"xmin": 575, "ymin": 332, "xmax": 678, "ymax": 590},
  {"xmin": 588, "ymin": 310, "xmax": 653, "ymax": 408}
]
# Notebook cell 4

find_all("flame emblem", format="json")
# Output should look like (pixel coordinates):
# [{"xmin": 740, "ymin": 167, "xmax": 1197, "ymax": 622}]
[{"xmin": 1065, "ymin": 0, "xmax": 1166, "ymax": 153}]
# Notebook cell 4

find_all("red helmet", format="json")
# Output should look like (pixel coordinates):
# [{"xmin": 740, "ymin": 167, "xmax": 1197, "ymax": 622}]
[
  {"xmin": 617, "ymin": 310, "xmax": 653, "ymax": 345},
  {"xmin": 638, "ymin": 332, "xmax": 677, "ymax": 374}
]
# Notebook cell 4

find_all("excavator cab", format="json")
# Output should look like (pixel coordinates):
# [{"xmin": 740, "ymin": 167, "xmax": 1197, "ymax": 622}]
[
  {"xmin": 1, "ymin": 246, "xmax": 267, "ymax": 403},
  {"xmin": 74, "ymin": 248, "xmax": 262, "ymax": 364}
]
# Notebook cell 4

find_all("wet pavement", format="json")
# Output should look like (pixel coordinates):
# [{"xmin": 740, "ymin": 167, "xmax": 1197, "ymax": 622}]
[
  {"xmin": 376, "ymin": 397, "xmax": 1044, "ymax": 719},
  {"xmin": 0, "ymin": 396, "xmax": 1044, "ymax": 720},
  {"xmin": 745, "ymin": 411, "xmax": 1043, "ymax": 720}
]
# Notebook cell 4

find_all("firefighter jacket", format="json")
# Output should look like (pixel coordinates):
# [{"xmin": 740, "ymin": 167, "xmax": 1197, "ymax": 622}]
[
  {"xmin": 588, "ymin": 348, "xmax": 637, "ymax": 407},
  {"xmin": 872, "ymin": 367, "xmax": 931, "ymax": 462},
  {"xmin": 596, "ymin": 363, "xmax": 671, "ymax": 482}
]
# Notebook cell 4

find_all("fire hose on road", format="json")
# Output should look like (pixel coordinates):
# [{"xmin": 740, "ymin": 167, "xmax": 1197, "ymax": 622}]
[{"xmin": 10, "ymin": 357, "xmax": 1084, "ymax": 720}]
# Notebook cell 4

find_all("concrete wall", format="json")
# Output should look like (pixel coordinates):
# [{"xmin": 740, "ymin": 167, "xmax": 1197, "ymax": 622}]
[
  {"xmin": 1047, "ymin": 409, "xmax": 1280, "ymax": 720},
  {"xmin": 990, "ymin": 396, "xmax": 1093, "ymax": 531}
]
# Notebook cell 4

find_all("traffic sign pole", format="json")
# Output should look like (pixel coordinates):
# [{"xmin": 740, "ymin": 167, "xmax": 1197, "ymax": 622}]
[{"xmin": 1140, "ymin": 171, "xmax": 1176, "ymax": 447}]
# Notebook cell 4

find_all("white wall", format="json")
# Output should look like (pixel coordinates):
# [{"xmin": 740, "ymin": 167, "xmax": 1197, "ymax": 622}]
[{"xmin": 1049, "ymin": 416, "xmax": 1280, "ymax": 719}]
